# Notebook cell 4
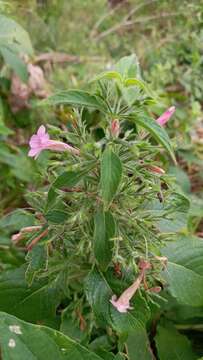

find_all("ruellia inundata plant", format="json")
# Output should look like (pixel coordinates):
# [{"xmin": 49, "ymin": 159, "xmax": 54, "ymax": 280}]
[{"xmin": 12, "ymin": 55, "xmax": 189, "ymax": 352}]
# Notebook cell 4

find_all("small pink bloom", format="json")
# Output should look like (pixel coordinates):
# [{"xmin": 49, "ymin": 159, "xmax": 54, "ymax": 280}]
[
  {"xmin": 28, "ymin": 125, "xmax": 79, "ymax": 159},
  {"xmin": 156, "ymin": 106, "xmax": 175, "ymax": 126},
  {"xmin": 110, "ymin": 260, "xmax": 151, "ymax": 313},
  {"xmin": 110, "ymin": 119, "xmax": 120, "ymax": 138},
  {"xmin": 110, "ymin": 294, "xmax": 133, "ymax": 313}
]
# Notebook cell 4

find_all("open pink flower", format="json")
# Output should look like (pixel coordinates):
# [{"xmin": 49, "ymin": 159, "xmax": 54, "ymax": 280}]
[
  {"xmin": 156, "ymin": 106, "xmax": 175, "ymax": 126},
  {"xmin": 28, "ymin": 125, "xmax": 79, "ymax": 159},
  {"xmin": 110, "ymin": 260, "xmax": 151, "ymax": 313}
]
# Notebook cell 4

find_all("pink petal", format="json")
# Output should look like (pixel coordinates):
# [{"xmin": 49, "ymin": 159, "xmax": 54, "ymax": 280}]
[
  {"xmin": 40, "ymin": 132, "xmax": 50, "ymax": 144},
  {"xmin": 28, "ymin": 148, "xmax": 42, "ymax": 157},
  {"xmin": 29, "ymin": 134, "xmax": 40, "ymax": 148},
  {"xmin": 37, "ymin": 125, "xmax": 46, "ymax": 136},
  {"xmin": 46, "ymin": 140, "xmax": 79, "ymax": 154},
  {"xmin": 110, "ymin": 295, "xmax": 132, "ymax": 313}
]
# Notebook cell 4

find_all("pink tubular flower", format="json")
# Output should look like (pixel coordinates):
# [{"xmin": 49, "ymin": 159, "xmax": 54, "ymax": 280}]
[
  {"xmin": 156, "ymin": 106, "xmax": 175, "ymax": 126},
  {"xmin": 110, "ymin": 260, "xmax": 151, "ymax": 313},
  {"xmin": 28, "ymin": 125, "xmax": 79, "ymax": 159}
]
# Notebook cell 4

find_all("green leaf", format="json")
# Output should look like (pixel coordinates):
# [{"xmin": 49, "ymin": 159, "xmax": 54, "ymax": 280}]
[
  {"xmin": 94, "ymin": 210, "xmax": 115, "ymax": 271},
  {"xmin": 60, "ymin": 306, "xmax": 87, "ymax": 342},
  {"xmin": 169, "ymin": 166, "xmax": 191, "ymax": 193},
  {"xmin": 0, "ymin": 267, "xmax": 61, "ymax": 327},
  {"xmin": 162, "ymin": 236, "xmax": 203, "ymax": 307},
  {"xmin": 0, "ymin": 47, "xmax": 28, "ymax": 82},
  {"xmin": 126, "ymin": 331, "xmax": 153, "ymax": 360},
  {"xmin": 129, "ymin": 114, "xmax": 176, "ymax": 163},
  {"xmin": 46, "ymin": 209, "xmax": 68, "ymax": 224},
  {"xmin": 0, "ymin": 312, "xmax": 103, "ymax": 360},
  {"xmin": 157, "ymin": 212, "xmax": 188, "ymax": 233},
  {"xmin": 0, "ymin": 145, "xmax": 37, "ymax": 182},
  {"xmin": 0, "ymin": 15, "xmax": 32, "ymax": 81},
  {"xmin": 155, "ymin": 323, "xmax": 197, "ymax": 360},
  {"xmin": 0, "ymin": 209, "xmax": 35, "ymax": 233},
  {"xmin": 85, "ymin": 268, "xmax": 112, "ymax": 328},
  {"xmin": 162, "ymin": 236, "xmax": 203, "ymax": 276},
  {"xmin": 25, "ymin": 245, "xmax": 48, "ymax": 286},
  {"xmin": 115, "ymin": 54, "xmax": 140, "ymax": 79},
  {"xmin": 39, "ymin": 90, "xmax": 109, "ymax": 114},
  {"xmin": 0, "ymin": 15, "xmax": 33, "ymax": 55},
  {"xmin": 114, "ymin": 354, "xmax": 125, "ymax": 360},
  {"xmin": 163, "ymin": 262, "xmax": 203, "ymax": 307},
  {"xmin": 101, "ymin": 148, "xmax": 122, "ymax": 206},
  {"xmin": 47, "ymin": 170, "xmax": 88, "ymax": 208},
  {"xmin": 91, "ymin": 71, "xmax": 122, "ymax": 83}
]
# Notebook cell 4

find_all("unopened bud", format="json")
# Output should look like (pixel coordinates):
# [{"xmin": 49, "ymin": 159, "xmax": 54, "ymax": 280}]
[
  {"xmin": 148, "ymin": 286, "xmax": 162, "ymax": 293},
  {"xmin": 146, "ymin": 165, "xmax": 165, "ymax": 175},
  {"xmin": 139, "ymin": 260, "xmax": 151, "ymax": 271},
  {"xmin": 156, "ymin": 106, "xmax": 176, "ymax": 126},
  {"xmin": 110, "ymin": 119, "xmax": 120, "ymax": 138}
]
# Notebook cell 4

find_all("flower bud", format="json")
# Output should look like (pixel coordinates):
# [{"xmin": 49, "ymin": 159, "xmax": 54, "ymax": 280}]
[
  {"xmin": 156, "ymin": 106, "xmax": 175, "ymax": 126},
  {"xmin": 110, "ymin": 119, "xmax": 120, "ymax": 138},
  {"xmin": 146, "ymin": 165, "xmax": 165, "ymax": 175},
  {"xmin": 148, "ymin": 286, "xmax": 162, "ymax": 293}
]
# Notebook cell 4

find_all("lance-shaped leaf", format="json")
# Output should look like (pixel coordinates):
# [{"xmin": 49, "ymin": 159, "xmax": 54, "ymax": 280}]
[
  {"xmin": 129, "ymin": 114, "xmax": 176, "ymax": 163},
  {"xmin": 0, "ymin": 312, "xmax": 103, "ymax": 360},
  {"xmin": 39, "ymin": 90, "xmax": 109, "ymax": 114},
  {"xmin": 101, "ymin": 148, "xmax": 122, "ymax": 206},
  {"xmin": 94, "ymin": 210, "xmax": 115, "ymax": 271}
]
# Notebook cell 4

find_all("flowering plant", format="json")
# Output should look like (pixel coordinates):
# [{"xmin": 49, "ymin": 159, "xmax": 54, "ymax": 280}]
[{"xmin": 0, "ymin": 55, "xmax": 195, "ymax": 359}]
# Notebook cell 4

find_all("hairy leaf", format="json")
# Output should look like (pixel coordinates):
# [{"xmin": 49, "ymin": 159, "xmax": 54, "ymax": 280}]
[
  {"xmin": 94, "ymin": 210, "xmax": 115, "ymax": 271},
  {"xmin": 101, "ymin": 148, "xmax": 122, "ymax": 206},
  {"xmin": 39, "ymin": 90, "xmax": 109, "ymax": 113},
  {"xmin": 129, "ymin": 114, "xmax": 176, "ymax": 163}
]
